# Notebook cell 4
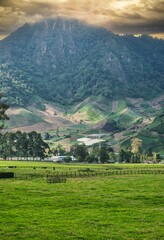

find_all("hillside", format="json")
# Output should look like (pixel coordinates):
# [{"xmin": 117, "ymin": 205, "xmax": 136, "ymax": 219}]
[
  {"xmin": 147, "ymin": 110, "xmax": 164, "ymax": 134},
  {"xmin": 0, "ymin": 18, "xmax": 164, "ymax": 106},
  {"xmin": 2, "ymin": 95, "xmax": 163, "ymax": 153},
  {"xmin": 4, "ymin": 101, "xmax": 72, "ymax": 132}
]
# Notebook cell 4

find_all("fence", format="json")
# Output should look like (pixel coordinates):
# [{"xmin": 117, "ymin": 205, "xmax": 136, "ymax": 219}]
[
  {"xmin": 46, "ymin": 176, "xmax": 66, "ymax": 183},
  {"xmin": 0, "ymin": 165, "xmax": 164, "ymax": 181}
]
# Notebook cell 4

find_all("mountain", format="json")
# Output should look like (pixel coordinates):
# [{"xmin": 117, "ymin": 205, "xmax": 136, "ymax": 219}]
[
  {"xmin": 0, "ymin": 18, "xmax": 164, "ymax": 106},
  {"xmin": 0, "ymin": 18, "xmax": 164, "ymax": 153}
]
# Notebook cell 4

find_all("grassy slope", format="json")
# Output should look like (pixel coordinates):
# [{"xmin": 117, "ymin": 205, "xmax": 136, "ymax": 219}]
[
  {"xmin": 147, "ymin": 111, "xmax": 164, "ymax": 134},
  {"xmin": 5, "ymin": 108, "xmax": 44, "ymax": 128},
  {"xmin": 0, "ymin": 162, "xmax": 164, "ymax": 240},
  {"xmin": 71, "ymin": 98, "xmax": 139, "ymax": 125},
  {"xmin": 124, "ymin": 111, "xmax": 164, "ymax": 154},
  {"xmin": 121, "ymin": 131, "xmax": 164, "ymax": 154},
  {"xmin": 69, "ymin": 96, "xmax": 109, "ymax": 122}
]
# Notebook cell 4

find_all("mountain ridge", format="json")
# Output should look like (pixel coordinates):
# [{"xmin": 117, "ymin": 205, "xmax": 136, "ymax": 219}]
[{"xmin": 0, "ymin": 18, "xmax": 164, "ymax": 106}]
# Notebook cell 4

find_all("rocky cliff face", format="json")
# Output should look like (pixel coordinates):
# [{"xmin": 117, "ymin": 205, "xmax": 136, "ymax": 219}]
[{"xmin": 0, "ymin": 18, "xmax": 164, "ymax": 106}]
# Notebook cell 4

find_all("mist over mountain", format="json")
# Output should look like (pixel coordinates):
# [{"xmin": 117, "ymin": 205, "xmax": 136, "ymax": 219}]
[{"xmin": 0, "ymin": 18, "xmax": 164, "ymax": 106}]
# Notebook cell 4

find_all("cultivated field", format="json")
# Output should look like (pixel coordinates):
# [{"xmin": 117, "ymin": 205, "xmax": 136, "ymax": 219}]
[{"xmin": 0, "ymin": 161, "xmax": 164, "ymax": 240}]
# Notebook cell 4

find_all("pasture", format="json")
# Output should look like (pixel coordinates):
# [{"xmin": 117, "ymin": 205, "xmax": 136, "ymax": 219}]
[{"xmin": 0, "ymin": 161, "xmax": 164, "ymax": 240}]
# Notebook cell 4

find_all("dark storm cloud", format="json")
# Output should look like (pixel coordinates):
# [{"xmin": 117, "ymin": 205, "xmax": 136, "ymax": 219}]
[{"xmin": 0, "ymin": 0, "xmax": 164, "ymax": 39}]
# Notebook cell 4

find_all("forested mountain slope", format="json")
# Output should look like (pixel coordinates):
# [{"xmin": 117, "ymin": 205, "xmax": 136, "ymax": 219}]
[{"xmin": 0, "ymin": 18, "xmax": 164, "ymax": 106}]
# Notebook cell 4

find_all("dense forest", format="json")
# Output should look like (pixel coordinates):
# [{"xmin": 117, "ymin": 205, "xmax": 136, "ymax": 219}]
[{"xmin": 0, "ymin": 18, "xmax": 164, "ymax": 106}]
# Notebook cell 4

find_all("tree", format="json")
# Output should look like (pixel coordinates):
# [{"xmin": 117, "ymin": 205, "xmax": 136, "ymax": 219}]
[
  {"xmin": 71, "ymin": 144, "xmax": 88, "ymax": 162},
  {"xmin": 27, "ymin": 131, "xmax": 49, "ymax": 160},
  {"xmin": 109, "ymin": 152, "xmax": 116, "ymax": 162},
  {"xmin": 146, "ymin": 147, "xmax": 153, "ymax": 157},
  {"xmin": 64, "ymin": 156, "xmax": 72, "ymax": 163},
  {"xmin": 43, "ymin": 132, "xmax": 51, "ymax": 140},
  {"xmin": 0, "ymin": 93, "xmax": 9, "ymax": 129},
  {"xmin": 3, "ymin": 132, "xmax": 15, "ymax": 159},
  {"xmin": 153, "ymin": 153, "xmax": 161, "ymax": 163},
  {"xmin": 15, "ymin": 131, "xmax": 28, "ymax": 159},
  {"xmin": 0, "ymin": 133, "xmax": 7, "ymax": 159},
  {"xmin": 119, "ymin": 149, "xmax": 132, "ymax": 163},
  {"xmin": 119, "ymin": 149, "xmax": 126, "ymax": 163},
  {"xmin": 85, "ymin": 154, "xmax": 98, "ymax": 163},
  {"xmin": 52, "ymin": 144, "xmax": 66, "ymax": 156},
  {"xmin": 98, "ymin": 146, "xmax": 109, "ymax": 163}
]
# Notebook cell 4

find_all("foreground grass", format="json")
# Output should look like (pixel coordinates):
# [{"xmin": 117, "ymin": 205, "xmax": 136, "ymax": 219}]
[{"xmin": 0, "ymin": 168, "xmax": 164, "ymax": 240}]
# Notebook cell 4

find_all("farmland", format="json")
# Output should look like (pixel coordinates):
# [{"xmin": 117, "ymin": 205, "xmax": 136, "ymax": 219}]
[
  {"xmin": 0, "ymin": 161, "xmax": 164, "ymax": 240},
  {"xmin": 3, "ymin": 96, "xmax": 164, "ymax": 154}
]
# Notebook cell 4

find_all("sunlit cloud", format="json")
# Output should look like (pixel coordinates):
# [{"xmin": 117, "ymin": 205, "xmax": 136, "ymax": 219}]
[{"xmin": 0, "ymin": 0, "xmax": 164, "ymax": 39}]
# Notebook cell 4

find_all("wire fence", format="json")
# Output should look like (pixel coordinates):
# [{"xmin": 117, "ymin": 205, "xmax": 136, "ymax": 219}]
[
  {"xmin": 11, "ymin": 169, "xmax": 164, "ymax": 181},
  {"xmin": 0, "ymin": 164, "xmax": 164, "ymax": 181}
]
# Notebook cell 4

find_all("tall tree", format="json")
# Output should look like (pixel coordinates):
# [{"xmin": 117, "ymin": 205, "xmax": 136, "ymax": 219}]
[
  {"xmin": 27, "ymin": 131, "xmax": 49, "ymax": 160},
  {"xmin": 15, "ymin": 131, "xmax": 28, "ymax": 159}
]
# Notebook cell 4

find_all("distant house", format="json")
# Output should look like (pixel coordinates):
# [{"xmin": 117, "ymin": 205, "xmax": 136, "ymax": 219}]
[
  {"xmin": 45, "ymin": 156, "xmax": 76, "ymax": 162},
  {"xmin": 56, "ymin": 156, "xmax": 76, "ymax": 162},
  {"xmin": 44, "ymin": 156, "xmax": 61, "ymax": 162}
]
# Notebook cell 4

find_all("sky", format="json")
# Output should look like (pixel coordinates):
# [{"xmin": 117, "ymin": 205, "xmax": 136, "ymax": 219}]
[{"xmin": 0, "ymin": 0, "xmax": 164, "ymax": 39}]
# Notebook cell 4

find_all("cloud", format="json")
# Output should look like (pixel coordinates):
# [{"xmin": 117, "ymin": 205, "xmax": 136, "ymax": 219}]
[{"xmin": 0, "ymin": 0, "xmax": 164, "ymax": 39}]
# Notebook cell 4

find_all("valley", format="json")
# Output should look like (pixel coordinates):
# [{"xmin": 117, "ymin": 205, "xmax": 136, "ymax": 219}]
[{"xmin": 3, "ymin": 95, "xmax": 164, "ymax": 153}]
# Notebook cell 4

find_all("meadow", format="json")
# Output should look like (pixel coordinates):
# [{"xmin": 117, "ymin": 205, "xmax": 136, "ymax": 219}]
[{"xmin": 0, "ymin": 161, "xmax": 164, "ymax": 240}]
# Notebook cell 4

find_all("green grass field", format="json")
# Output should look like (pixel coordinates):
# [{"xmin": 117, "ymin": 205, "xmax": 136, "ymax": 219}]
[{"xmin": 0, "ymin": 161, "xmax": 164, "ymax": 240}]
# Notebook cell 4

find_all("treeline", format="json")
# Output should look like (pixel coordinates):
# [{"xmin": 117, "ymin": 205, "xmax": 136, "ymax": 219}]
[
  {"xmin": 51, "ymin": 143, "xmax": 115, "ymax": 163},
  {"xmin": 51, "ymin": 142, "xmax": 162, "ymax": 164},
  {"xmin": 118, "ymin": 149, "xmax": 161, "ymax": 163},
  {"xmin": 0, "ymin": 131, "xmax": 162, "ymax": 163},
  {"xmin": 0, "ymin": 131, "xmax": 49, "ymax": 160}
]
